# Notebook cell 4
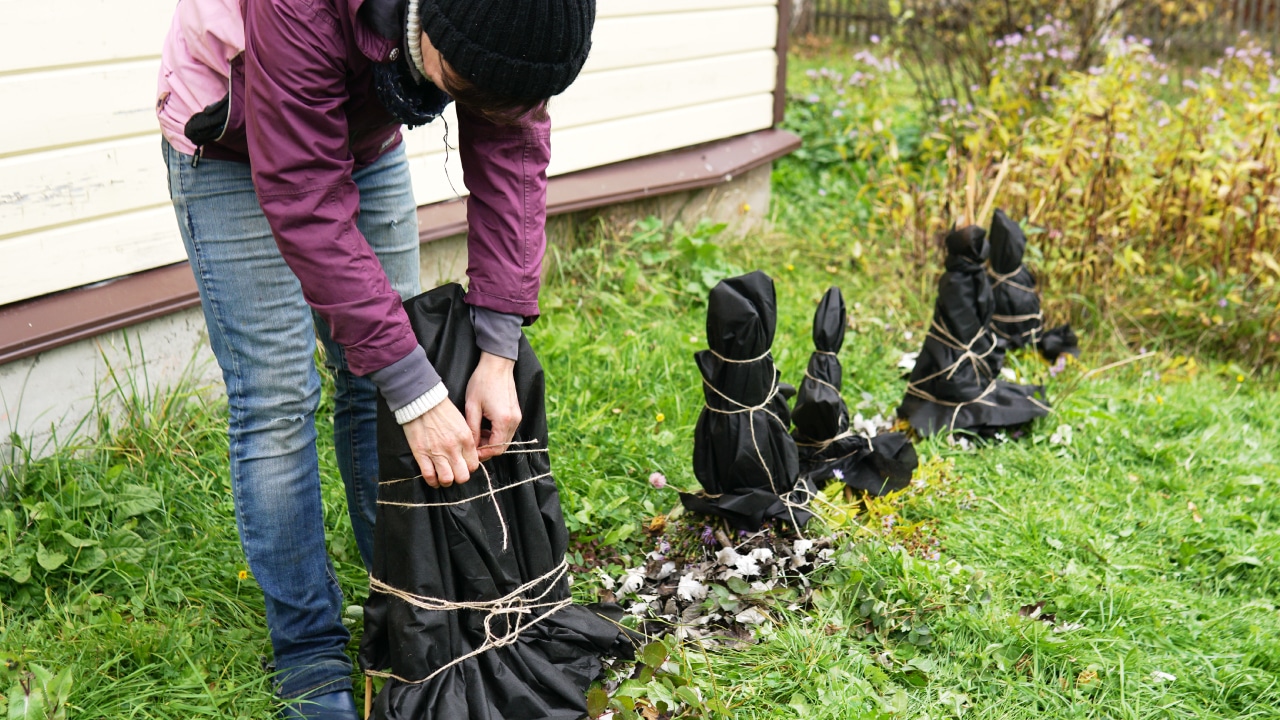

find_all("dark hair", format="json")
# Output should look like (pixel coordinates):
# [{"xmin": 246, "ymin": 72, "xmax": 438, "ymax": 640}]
[{"xmin": 439, "ymin": 63, "xmax": 550, "ymax": 126}]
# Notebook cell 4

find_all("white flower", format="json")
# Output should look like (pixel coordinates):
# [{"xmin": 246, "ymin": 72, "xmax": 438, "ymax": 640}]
[
  {"xmin": 1000, "ymin": 367, "xmax": 1018, "ymax": 381},
  {"xmin": 617, "ymin": 567, "xmax": 645, "ymax": 596},
  {"xmin": 1050, "ymin": 424, "xmax": 1073, "ymax": 446},
  {"xmin": 677, "ymin": 574, "xmax": 708, "ymax": 602}
]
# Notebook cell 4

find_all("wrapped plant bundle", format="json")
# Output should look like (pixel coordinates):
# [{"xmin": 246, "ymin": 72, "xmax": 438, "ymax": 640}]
[
  {"xmin": 792, "ymin": 287, "xmax": 916, "ymax": 495},
  {"xmin": 988, "ymin": 209, "xmax": 1079, "ymax": 362},
  {"xmin": 680, "ymin": 271, "xmax": 814, "ymax": 531},
  {"xmin": 897, "ymin": 226, "xmax": 1050, "ymax": 436},
  {"xmin": 359, "ymin": 284, "xmax": 632, "ymax": 720}
]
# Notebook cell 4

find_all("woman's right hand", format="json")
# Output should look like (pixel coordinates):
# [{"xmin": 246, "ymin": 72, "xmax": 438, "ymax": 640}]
[{"xmin": 402, "ymin": 400, "xmax": 479, "ymax": 488}]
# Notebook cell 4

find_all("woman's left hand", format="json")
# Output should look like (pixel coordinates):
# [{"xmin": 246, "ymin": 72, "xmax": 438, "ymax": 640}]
[{"xmin": 465, "ymin": 351, "xmax": 522, "ymax": 461}]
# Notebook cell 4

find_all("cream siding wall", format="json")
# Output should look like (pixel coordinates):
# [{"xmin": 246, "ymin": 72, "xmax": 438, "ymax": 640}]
[{"xmin": 0, "ymin": 0, "xmax": 778, "ymax": 307}]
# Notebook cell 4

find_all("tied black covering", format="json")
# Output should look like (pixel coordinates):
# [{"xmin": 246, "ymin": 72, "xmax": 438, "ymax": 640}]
[
  {"xmin": 987, "ymin": 210, "xmax": 1079, "ymax": 362},
  {"xmin": 897, "ymin": 226, "xmax": 1051, "ymax": 436},
  {"xmin": 359, "ymin": 284, "xmax": 631, "ymax": 720},
  {"xmin": 792, "ymin": 287, "xmax": 916, "ymax": 495},
  {"xmin": 680, "ymin": 272, "xmax": 814, "ymax": 531}
]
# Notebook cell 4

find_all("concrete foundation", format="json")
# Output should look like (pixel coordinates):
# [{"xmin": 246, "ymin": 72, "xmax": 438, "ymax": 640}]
[{"xmin": 0, "ymin": 164, "xmax": 773, "ymax": 474}]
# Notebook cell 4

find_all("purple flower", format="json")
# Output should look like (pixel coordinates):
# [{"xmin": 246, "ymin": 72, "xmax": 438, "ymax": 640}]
[
  {"xmin": 648, "ymin": 471, "xmax": 667, "ymax": 489},
  {"xmin": 700, "ymin": 526, "xmax": 717, "ymax": 546},
  {"xmin": 870, "ymin": 34, "xmax": 880, "ymax": 44},
  {"xmin": 1218, "ymin": 298, "xmax": 1229, "ymax": 308},
  {"xmin": 832, "ymin": 469, "xmax": 845, "ymax": 481},
  {"xmin": 1049, "ymin": 355, "xmax": 1068, "ymax": 377},
  {"xmin": 658, "ymin": 538, "xmax": 671, "ymax": 554}
]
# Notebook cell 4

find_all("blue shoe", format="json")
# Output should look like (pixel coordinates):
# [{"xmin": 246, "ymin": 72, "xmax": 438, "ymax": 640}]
[{"xmin": 280, "ymin": 689, "xmax": 359, "ymax": 720}]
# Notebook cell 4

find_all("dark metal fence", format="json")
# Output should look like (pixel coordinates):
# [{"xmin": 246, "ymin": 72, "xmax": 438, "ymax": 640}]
[
  {"xmin": 798, "ymin": 0, "xmax": 1280, "ymax": 58},
  {"xmin": 1130, "ymin": 0, "xmax": 1280, "ymax": 59}
]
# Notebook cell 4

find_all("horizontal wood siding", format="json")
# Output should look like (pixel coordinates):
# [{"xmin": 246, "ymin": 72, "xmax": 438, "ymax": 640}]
[{"xmin": 0, "ymin": 0, "xmax": 779, "ymax": 307}]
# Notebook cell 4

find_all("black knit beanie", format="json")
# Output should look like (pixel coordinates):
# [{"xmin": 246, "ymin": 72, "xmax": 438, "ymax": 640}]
[{"xmin": 420, "ymin": 0, "xmax": 595, "ymax": 102}]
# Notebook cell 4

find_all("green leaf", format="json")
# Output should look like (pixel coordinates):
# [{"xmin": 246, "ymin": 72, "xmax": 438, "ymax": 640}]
[
  {"xmin": 725, "ymin": 576, "xmax": 752, "ymax": 595},
  {"xmin": 1, "ymin": 555, "xmax": 32, "ymax": 584},
  {"xmin": 36, "ymin": 543, "xmax": 68, "ymax": 572},
  {"xmin": 586, "ymin": 686, "xmax": 608, "ymax": 718},
  {"xmin": 69, "ymin": 547, "xmax": 108, "ymax": 573},
  {"xmin": 1217, "ymin": 555, "xmax": 1263, "ymax": 572},
  {"xmin": 56, "ymin": 531, "xmax": 98, "ymax": 549},
  {"xmin": 112, "ymin": 484, "xmax": 163, "ymax": 519},
  {"xmin": 674, "ymin": 686, "xmax": 701, "ymax": 708},
  {"xmin": 640, "ymin": 641, "xmax": 668, "ymax": 668},
  {"xmin": 7, "ymin": 679, "xmax": 46, "ymax": 720},
  {"xmin": 42, "ymin": 667, "xmax": 72, "ymax": 720}
]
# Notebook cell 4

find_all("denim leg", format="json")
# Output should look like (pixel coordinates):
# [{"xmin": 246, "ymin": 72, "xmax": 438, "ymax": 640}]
[
  {"xmin": 313, "ymin": 145, "xmax": 422, "ymax": 572},
  {"xmin": 164, "ymin": 140, "xmax": 351, "ymax": 700}
]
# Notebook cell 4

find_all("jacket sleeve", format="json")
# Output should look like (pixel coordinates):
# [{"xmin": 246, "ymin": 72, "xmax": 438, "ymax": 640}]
[
  {"xmin": 458, "ymin": 106, "xmax": 551, "ymax": 320},
  {"xmin": 242, "ymin": 0, "xmax": 434, "ymax": 392}
]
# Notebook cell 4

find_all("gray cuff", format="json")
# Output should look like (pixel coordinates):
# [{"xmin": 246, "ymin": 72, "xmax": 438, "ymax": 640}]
[
  {"xmin": 470, "ymin": 306, "xmax": 523, "ymax": 361},
  {"xmin": 367, "ymin": 345, "xmax": 443, "ymax": 412}
]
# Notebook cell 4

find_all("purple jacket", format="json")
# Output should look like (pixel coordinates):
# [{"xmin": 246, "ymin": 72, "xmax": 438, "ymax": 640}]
[{"xmin": 157, "ymin": 0, "xmax": 549, "ymax": 401}]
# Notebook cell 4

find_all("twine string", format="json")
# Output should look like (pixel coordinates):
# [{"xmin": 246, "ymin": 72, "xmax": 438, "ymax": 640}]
[
  {"xmin": 988, "ymin": 266, "xmax": 1038, "ymax": 295},
  {"xmin": 365, "ymin": 440, "xmax": 570, "ymax": 687},
  {"xmin": 700, "ymin": 374, "xmax": 809, "ymax": 532},
  {"xmin": 378, "ymin": 439, "xmax": 545, "ymax": 553},
  {"xmin": 365, "ymin": 561, "xmax": 572, "ymax": 687},
  {"xmin": 707, "ymin": 348, "xmax": 773, "ymax": 364},
  {"xmin": 905, "ymin": 321, "xmax": 1004, "ymax": 430}
]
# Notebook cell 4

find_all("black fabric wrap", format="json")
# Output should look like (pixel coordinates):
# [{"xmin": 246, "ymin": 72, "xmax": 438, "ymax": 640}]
[
  {"xmin": 372, "ymin": 60, "xmax": 451, "ymax": 128},
  {"xmin": 987, "ymin": 209, "xmax": 1080, "ymax": 362},
  {"xmin": 679, "ymin": 272, "xmax": 813, "ymax": 531},
  {"xmin": 897, "ymin": 226, "xmax": 1050, "ymax": 437},
  {"xmin": 1038, "ymin": 324, "xmax": 1079, "ymax": 362},
  {"xmin": 988, "ymin": 209, "xmax": 1042, "ymax": 348},
  {"xmin": 359, "ymin": 284, "xmax": 632, "ymax": 720},
  {"xmin": 791, "ymin": 287, "xmax": 916, "ymax": 495}
]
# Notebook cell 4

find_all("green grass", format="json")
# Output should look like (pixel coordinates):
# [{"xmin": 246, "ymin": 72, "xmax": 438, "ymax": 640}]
[{"xmin": 3, "ymin": 214, "xmax": 1277, "ymax": 718}]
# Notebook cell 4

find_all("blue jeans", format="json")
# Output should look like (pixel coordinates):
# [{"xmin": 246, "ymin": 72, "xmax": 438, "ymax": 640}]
[{"xmin": 164, "ymin": 139, "xmax": 420, "ymax": 699}]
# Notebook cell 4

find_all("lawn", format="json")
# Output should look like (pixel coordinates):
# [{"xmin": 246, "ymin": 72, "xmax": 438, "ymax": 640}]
[{"xmin": 3, "ymin": 39, "xmax": 1279, "ymax": 720}]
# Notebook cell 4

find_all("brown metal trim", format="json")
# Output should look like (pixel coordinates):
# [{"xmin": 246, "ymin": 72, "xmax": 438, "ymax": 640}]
[
  {"xmin": 420, "ymin": 128, "xmax": 802, "ymax": 242},
  {"xmin": 774, "ymin": 0, "xmax": 792, "ymax": 127},
  {"xmin": 2, "ymin": 128, "xmax": 801, "ymax": 365},
  {"xmin": 0, "ymin": 264, "xmax": 201, "ymax": 366}
]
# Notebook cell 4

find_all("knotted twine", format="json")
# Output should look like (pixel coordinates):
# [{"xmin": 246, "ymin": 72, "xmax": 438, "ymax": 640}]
[
  {"xmin": 365, "ymin": 441, "xmax": 572, "ymax": 686},
  {"xmin": 987, "ymin": 266, "xmax": 1044, "ymax": 344},
  {"xmin": 904, "ymin": 320, "xmax": 1047, "ymax": 431},
  {"xmin": 699, "ymin": 349, "xmax": 812, "ymax": 532}
]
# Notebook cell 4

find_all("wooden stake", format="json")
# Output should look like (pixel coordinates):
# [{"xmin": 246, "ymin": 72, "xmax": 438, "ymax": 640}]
[
  {"xmin": 964, "ymin": 163, "xmax": 978, "ymax": 226},
  {"xmin": 364, "ymin": 676, "xmax": 372, "ymax": 719},
  {"xmin": 979, "ymin": 156, "xmax": 1011, "ymax": 229}
]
